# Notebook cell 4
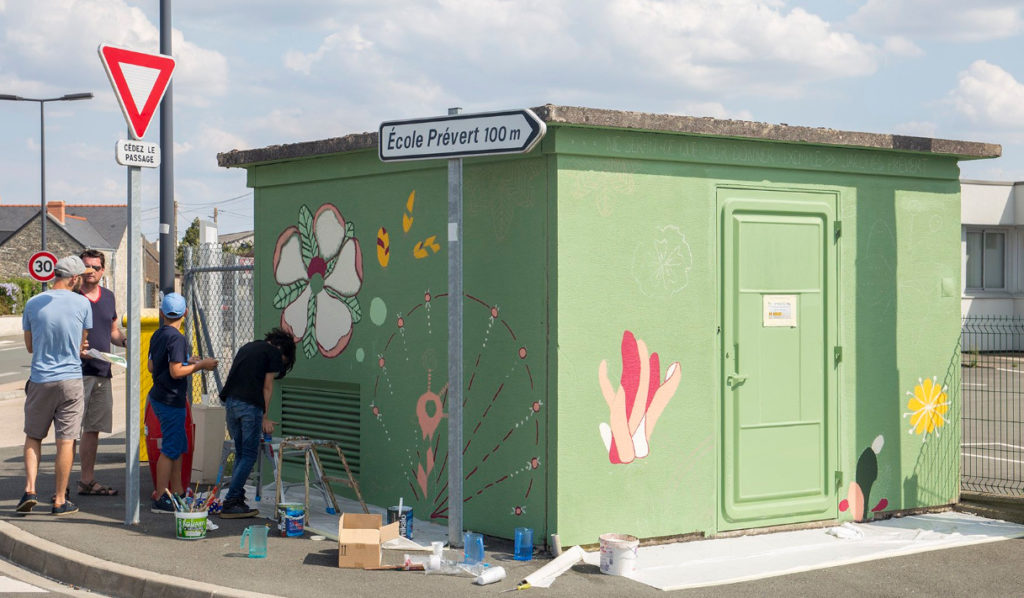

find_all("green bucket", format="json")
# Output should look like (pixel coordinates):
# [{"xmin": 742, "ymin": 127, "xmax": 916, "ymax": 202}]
[{"xmin": 174, "ymin": 510, "xmax": 208, "ymax": 540}]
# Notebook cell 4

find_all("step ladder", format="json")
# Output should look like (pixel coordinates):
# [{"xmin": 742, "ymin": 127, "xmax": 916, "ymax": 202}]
[
  {"xmin": 214, "ymin": 435, "xmax": 369, "ymax": 520},
  {"xmin": 272, "ymin": 437, "xmax": 370, "ymax": 522}
]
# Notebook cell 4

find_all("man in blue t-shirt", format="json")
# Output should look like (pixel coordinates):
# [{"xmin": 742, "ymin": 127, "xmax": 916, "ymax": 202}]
[
  {"xmin": 147, "ymin": 293, "xmax": 217, "ymax": 513},
  {"xmin": 18, "ymin": 255, "xmax": 93, "ymax": 516}
]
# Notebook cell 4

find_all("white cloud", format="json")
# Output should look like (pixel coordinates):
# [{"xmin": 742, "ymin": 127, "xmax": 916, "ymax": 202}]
[
  {"xmin": 849, "ymin": 0, "xmax": 1024, "ymax": 42},
  {"xmin": 950, "ymin": 60, "xmax": 1024, "ymax": 128},
  {"xmin": 278, "ymin": 0, "xmax": 878, "ymax": 102},
  {"xmin": 882, "ymin": 36, "xmax": 924, "ymax": 57},
  {"xmin": 892, "ymin": 121, "xmax": 938, "ymax": 138},
  {"xmin": 601, "ymin": 0, "xmax": 879, "ymax": 96},
  {"xmin": 672, "ymin": 102, "xmax": 754, "ymax": 120},
  {"xmin": 0, "ymin": 0, "xmax": 226, "ymax": 107}
]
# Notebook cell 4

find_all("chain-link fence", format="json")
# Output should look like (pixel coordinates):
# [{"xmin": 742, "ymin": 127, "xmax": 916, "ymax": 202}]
[
  {"xmin": 961, "ymin": 315, "xmax": 1024, "ymax": 496},
  {"xmin": 181, "ymin": 243, "xmax": 254, "ymax": 404}
]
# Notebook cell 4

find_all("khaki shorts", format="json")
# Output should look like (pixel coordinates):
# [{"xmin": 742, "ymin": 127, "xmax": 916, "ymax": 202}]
[
  {"xmin": 82, "ymin": 376, "xmax": 113, "ymax": 434},
  {"xmin": 24, "ymin": 379, "xmax": 85, "ymax": 441}
]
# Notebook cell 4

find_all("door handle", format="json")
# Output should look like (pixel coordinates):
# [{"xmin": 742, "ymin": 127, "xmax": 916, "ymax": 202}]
[{"xmin": 726, "ymin": 373, "xmax": 747, "ymax": 388}]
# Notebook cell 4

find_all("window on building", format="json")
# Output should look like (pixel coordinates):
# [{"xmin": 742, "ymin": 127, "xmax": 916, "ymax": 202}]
[{"xmin": 966, "ymin": 229, "xmax": 1005, "ymax": 290}]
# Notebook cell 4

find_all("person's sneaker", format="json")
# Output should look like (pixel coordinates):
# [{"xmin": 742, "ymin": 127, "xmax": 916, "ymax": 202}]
[
  {"xmin": 219, "ymin": 498, "xmax": 258, "ymax": 519},
  {"xmin": 151, "ymin": 495, "xmax": 176, "ymax": 514},
  {"xmin": 51, "ymin": 500, "xmax": 79, "ymax": 516},
  {"xmin": 15, "ymin": 492, "xmax": 38, "ymax": 513}
]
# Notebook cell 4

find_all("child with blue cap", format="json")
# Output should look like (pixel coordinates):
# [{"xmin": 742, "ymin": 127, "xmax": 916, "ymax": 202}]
[{"xmin": 147, "ymin": 292, "xmax": 218, "ymax": 513}]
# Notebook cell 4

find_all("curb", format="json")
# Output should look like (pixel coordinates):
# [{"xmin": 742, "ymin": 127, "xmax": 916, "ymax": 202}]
[{"xmin": 0, "ymin": 520, "xmax": 285, "ymax": 598}]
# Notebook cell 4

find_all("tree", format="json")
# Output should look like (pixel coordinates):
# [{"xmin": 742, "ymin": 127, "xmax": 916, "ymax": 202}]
[{"xmin": 175, "ymin": 217, "xmax": 201, "ymax": 271}]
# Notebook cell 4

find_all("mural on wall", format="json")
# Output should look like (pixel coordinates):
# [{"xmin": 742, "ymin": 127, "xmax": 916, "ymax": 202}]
[
  {"xmin": 839, "ymin": 435, "xmax": 889, "ymax": 521},
  {"xmin": 272, "ymin": 204, "xmax": 364, "ymax": 359},
  {"xmin": 377, "ymin": 227, "xmax": 390, "ymax": 267},
  {"xmin": 598, "ymin": 330, "xmax": 681, "ymax": 464},
  {"xmin": 904, "ymin": 376, "xmax": 949, "ymax": 441},
  {"xmin": 370, "ymin": 290, "xmax": 541, "ymax": 520},
  {"xmin": 632, "ymin": 225, "xmax": 693, "ymax": 297},
  {"xmin": 402, "ymin": 189, "xmax": 441, "ymax": 260}
]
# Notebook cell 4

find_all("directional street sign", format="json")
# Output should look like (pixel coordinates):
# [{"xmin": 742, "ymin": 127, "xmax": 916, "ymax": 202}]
[
  {"xmin": 379, "ymin": 109, "xmax": 546, "ymax": 162},
  {"xmin": 28, "ymin": 251, "xmax": 56, "ymax": 283},
  {"xmin": 115, "ymin": 139, "xmax": 161, "ymax": 168},
  {"xmin": 98, "ymin": 44, "xmax": 175, "ymax": 140}
]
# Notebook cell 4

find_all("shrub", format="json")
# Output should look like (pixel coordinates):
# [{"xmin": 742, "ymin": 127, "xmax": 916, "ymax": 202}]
[{"xmin": 0, "ymin": 277, "xmax": 41, "ymax": 315}]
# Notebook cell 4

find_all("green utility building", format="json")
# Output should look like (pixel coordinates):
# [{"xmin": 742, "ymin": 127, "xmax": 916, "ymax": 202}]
[{"xmin": 218, "ymin": 105, "xmax": 999, "ymax": 546}]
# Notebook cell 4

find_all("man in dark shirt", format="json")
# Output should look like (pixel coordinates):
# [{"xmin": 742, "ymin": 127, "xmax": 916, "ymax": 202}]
[
  {"xmin": 218, "ymin": 328, "xmax": 295, "ymax": 518},
  {"xmin": 147, "ymin": 293, "xmax": 218, "ymax": 513},
  {"xmin": 76, "ymin": 249, "xmax": 126, "ymax": 496}
]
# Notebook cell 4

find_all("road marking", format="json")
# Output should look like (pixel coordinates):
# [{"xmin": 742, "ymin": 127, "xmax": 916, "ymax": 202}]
[
  {"xmin": 0, "ymin": 346, "xmax": 25, "ymax": 352},
  {"xmin": 0, "ymin": 575, "xmax": 45, "ymax": 593},
  {"xmin": 963, "ymin": 442, "xmax": 1024, "ymax": 450},
  {"xmin": 0, "ymin": 372, "xmax": 18, "ymax": 378},
  {"xmin": 961, "ymin": 383, "xmax": 987, "ymax": 388},
  {"xmin": 994, "ymin": 367, "xmax": 1024, "ymax": 374},
  {"xmin": 961, "ymin": 452, "xmax": 1024, "ymax": 465}
]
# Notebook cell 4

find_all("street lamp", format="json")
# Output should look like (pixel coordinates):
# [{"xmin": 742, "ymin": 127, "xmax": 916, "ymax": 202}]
[{"xmin": 0, "ymin": 92, "xmax": 93, "ymax": 288}]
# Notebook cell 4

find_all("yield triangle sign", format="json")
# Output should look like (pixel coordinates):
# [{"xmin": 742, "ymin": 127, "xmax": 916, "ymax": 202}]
[{"xmin": 98, "ymin": 45, "xmax": 175, "ymax": 140}]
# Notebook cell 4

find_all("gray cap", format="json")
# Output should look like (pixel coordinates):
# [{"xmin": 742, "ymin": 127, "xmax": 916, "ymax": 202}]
[{"xmin": 54, "ymin": 255, "xmax": 90, "ymax": 278}]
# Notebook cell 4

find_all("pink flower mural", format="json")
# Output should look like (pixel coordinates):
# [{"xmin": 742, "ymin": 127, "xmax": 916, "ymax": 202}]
[
  {"xmin": 272, "ymin": 204, "xmax": 363, "ymax": 359},
  {"xmin": 598, "ymin": 331, "xmax": 681, "ymax": 464}
]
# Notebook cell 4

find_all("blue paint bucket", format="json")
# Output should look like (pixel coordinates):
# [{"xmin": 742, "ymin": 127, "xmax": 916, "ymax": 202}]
[
  {"xmin": 277, "ymin": 503, "xmax": 305, "ymax": 537},
  {"xmin": 387, "ymin": 505, "xmax": 413, "ymax": 539}
]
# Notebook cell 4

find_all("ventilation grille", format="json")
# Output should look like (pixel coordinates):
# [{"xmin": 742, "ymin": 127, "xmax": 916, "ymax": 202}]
[{"xmin": 280, "ymin": 379, "xmax": 361, "ymax": 478}]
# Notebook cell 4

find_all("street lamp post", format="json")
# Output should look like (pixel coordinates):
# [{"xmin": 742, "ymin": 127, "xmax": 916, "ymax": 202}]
[{"xmin": 0, "ymin": 92, "xmax": 93, "ymax": 288}]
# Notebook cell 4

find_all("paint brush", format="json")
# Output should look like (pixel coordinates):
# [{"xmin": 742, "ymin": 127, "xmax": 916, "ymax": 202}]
[{"xmin": 164, "ymin": 489, "xmax": 181, "ymax": 512}]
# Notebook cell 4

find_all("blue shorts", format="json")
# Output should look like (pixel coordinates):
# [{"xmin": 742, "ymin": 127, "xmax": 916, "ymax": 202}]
[{"xmin": 150, "ymin": 399, "xmax": 187, "ymax": 460}]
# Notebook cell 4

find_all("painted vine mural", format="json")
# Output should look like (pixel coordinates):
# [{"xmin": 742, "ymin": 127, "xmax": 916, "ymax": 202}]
[{"xmin": 270, "ymin": 193, "xmax": 542, "ymax": 530}]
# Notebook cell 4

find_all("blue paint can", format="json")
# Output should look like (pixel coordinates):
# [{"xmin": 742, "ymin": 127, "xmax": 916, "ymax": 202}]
[
  {"xmin": 387, "ymin": 505, "xmax": 413, "ymax": 539},
  {"xmin": 277, "ymin": 503, "xmax": 305, "ymax": 537}
]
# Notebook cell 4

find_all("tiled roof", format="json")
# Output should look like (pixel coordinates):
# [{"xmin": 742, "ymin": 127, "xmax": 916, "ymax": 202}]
[{"xmin": 0, "ymin": 204, "xmax": 126, "ymax": 250}]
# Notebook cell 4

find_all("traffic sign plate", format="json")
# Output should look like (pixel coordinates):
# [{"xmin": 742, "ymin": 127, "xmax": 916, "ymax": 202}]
[
  {"xmin": 379, "ymin": 109, "xmax": 546, "ymax": 162},
  {"xmin": 98, "ymin": 45, "xmax": 175, "ymax": 140},
  {"xmin": 28, "ymin": 251, "xmax": 57, "ymax": 283},
  {"xmin": 115, "ymin": 139, "xmax": 161, "ymax": 168}
]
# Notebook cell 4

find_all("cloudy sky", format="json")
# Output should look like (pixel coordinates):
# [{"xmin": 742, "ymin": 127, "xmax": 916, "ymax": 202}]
[{"xmin": 1, "ymin": 0, "xmax": 1022, "ymax": 239}]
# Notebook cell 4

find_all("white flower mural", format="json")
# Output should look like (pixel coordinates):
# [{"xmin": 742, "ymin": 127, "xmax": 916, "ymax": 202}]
[{"xmin": 272, "ymin": 204, "xmax": 363, "ymax": 359}]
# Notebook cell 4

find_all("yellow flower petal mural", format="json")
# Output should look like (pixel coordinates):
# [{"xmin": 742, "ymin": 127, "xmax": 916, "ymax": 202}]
[{"xmin": 904, "ymin": 376, "xmax": 949, "ymax": 441}]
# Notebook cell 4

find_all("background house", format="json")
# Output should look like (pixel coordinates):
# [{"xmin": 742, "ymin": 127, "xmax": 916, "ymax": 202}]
[
  {"xmin": 0, "ymin": 200, "xmax": 127, "ymax": 313},
  {"xmin": 961, "ymin": 180, "xmax": 1024, "ymax": 319},
  {"xmin": 219, "ymin": 230, "xmax": 253, "ymax": 253}
]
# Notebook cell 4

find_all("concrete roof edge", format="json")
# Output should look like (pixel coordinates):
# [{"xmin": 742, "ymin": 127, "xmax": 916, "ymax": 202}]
[
  {"xmin": 217, "ymin": 131, "xmax": 378, "ymax": 168},
  {"xmin": 532, "ymin": 104, "xmax": 1001, "ymax": 160},
  {"xmin": 215, "ymin": 104, "xmax": 1001, "ymax": 168}
]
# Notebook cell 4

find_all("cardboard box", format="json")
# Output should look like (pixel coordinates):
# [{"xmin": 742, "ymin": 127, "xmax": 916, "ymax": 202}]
[{"xmin": 338, "ymin": 513, "xmax": 400, "ymax": 569}]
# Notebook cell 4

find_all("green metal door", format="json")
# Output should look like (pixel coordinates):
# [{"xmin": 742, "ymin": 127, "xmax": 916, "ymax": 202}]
[{"xmin": 719, "ymin": 188, "xmax": 838, "ymax": 530}]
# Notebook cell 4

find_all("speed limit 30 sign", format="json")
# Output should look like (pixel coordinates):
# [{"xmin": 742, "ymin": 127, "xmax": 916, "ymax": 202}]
[{"xmin": 28, "ymin": 251, "xmax": 57, "ymax": 283}]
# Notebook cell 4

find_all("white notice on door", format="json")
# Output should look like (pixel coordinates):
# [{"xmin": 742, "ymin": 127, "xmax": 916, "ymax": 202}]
[{"xmin": 763, "ymin": 295, "xmax": 797, "ymax": 327}]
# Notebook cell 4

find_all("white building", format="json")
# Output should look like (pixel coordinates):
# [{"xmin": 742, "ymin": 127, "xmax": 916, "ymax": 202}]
[{"xmin": 961, "ymin": 180, "xmax": 1024, "ymax": 319}]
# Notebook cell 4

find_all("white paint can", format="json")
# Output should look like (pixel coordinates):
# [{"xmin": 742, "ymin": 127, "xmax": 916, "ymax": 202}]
[{"xmin": 599, "ymin": 533, "xmax": 639, "ymax": 576}]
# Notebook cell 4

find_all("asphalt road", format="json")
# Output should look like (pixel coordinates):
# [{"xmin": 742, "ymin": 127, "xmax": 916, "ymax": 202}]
[{"xmin": 0, "ymin": 555, "xmax": 104, "ymax": 597}]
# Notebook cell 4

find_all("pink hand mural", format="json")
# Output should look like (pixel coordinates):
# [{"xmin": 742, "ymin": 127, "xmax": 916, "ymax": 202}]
[{"xmin": 598, "ymin": 331, "xmax": 681, "ymax": 464}]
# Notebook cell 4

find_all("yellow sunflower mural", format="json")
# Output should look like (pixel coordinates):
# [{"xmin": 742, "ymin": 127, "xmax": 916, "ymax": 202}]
[{"xmin": 904, "ymin": 376, "xmax": 949, "ymax": 441}]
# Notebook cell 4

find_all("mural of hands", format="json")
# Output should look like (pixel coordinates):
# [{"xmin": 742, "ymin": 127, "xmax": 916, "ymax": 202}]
[{"xmin": 598, "ymin": 330, "xmax": 681, "ymax": 464}]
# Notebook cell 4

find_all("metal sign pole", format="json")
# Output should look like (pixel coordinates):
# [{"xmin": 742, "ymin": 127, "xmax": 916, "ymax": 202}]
[
  {"xmin": 446, "ymin": 106, "xmax": 464, "ymax": 546},
  {"xmin": 124, "ymin": 153, "xmax": 142, "ymax": 525}
]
